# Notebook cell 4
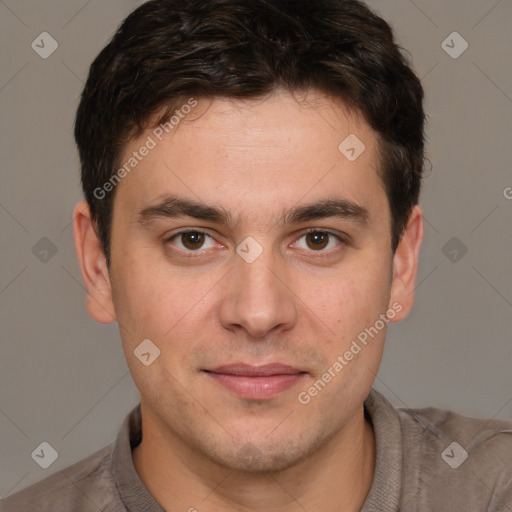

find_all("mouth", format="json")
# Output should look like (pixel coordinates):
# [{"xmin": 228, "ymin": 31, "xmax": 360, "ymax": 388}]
[{"xmin": 203, "ymin": 363, "xmax": 308, "ymax": 400}]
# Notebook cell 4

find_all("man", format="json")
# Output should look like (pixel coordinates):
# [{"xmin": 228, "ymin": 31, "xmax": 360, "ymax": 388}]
[{"xmin": 2, "ymin": 0, "xmax": 511, "ymax": 510}]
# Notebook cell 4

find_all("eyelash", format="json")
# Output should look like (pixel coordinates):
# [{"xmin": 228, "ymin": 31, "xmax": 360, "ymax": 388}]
[{"xmin": 165, "ymin": 228, "xmax": 346, "ymax": 257}]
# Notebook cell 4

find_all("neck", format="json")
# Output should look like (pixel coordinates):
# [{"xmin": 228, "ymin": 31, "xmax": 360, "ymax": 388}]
[{"xmin": 133, "ymin": 405, "xmax": 375, "ymax": 512}]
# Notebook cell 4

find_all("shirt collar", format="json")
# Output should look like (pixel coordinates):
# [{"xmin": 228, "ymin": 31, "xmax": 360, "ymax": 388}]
[
  {"xmin": 361, "ymin": 388, "xmax": 403, "ymax": 511},
  {"xmin": 112, "ymin": 403, "xmax": 165, "ymax": 511}
]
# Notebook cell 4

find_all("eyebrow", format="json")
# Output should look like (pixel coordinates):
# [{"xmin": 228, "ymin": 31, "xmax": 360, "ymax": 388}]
[{"xmin": 137, "ymin": 194, "xmax": 369, "ymax": 227}]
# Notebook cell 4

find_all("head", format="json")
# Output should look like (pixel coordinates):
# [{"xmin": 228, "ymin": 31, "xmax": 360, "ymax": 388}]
[{"xmin": 73, "ymin": 0, "xmax": 424, "ymax": 472}]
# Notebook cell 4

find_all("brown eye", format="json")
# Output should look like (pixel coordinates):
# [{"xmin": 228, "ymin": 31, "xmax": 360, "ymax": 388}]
[
  {"xmin": 168, "ymin": 230, "xmax": 219, "ymax": 253},
  {"xmin": 294, "ymin": 230, "xmax": 343, "ymax": 253},
  {"xmin": 305, "ymin": 231, "xmax": 330, "ymax": 250},
  {"xmin": 180, "ymin": 231, "xmax": 206, "ymax": 250}
]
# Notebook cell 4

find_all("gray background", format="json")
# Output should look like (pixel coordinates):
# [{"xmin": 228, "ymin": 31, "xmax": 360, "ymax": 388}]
[{"xmin": 1, "ymin": 0, "xmax": 511, "ymax": 498}]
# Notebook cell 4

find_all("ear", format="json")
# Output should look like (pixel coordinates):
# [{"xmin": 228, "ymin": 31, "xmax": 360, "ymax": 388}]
[
  {"xmin": 388, "ymin": 205, "xmax": 423, "ymax": 322},
  {"xmin": 73, "ymin": 201, "xmax": 116, "ymax": 324}
]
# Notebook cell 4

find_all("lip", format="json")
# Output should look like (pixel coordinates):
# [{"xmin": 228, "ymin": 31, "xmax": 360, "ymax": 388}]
[
  {"xmin": 208, "ymin": 363, "xmax": 304, "ymax": 376},
  {"xmin": 204, "ymin": 363, "xmax": 307, "ymax": 400}
]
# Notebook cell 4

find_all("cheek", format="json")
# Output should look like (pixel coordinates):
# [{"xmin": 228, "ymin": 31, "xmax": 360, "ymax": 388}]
[
  {"xmin": 111, "ymin": 258, "xmax": 174, "ymax": 342},
  {"xmin": 313, "ymin": 271, "xmax": 390, "ymax": 331},
  {"xmin": 112, "ymin": 259, "xmax": 217, "ymax": 358}
]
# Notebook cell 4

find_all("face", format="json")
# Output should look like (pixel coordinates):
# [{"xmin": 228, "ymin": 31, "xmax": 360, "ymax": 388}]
[{"xmin": 75, "ymin": 89, "xmax": 422, "ymax": 472}]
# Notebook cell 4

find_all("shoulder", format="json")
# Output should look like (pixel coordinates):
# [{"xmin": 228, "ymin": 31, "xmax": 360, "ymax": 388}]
[
  {"xmin": 0, "ymin": 443, "xmax": 124, "ymax": 512},
  {"xmin": 398, "ymin": 403, "xmax": 512, "ymax": 458},
  {"xmin": 398, "ymin": 403, "xmax": 512, "ymax": 509}
]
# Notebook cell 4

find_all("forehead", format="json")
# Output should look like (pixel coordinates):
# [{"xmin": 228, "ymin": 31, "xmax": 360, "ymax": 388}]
[{"xmin": 114, "ymin": 89, "xmax": 387, "ymax": 224}]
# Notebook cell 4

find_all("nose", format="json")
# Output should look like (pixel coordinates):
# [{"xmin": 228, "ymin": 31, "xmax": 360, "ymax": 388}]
[{"xmin": 218, "ymin": 248, "xmax": 298, "ymax": 339}]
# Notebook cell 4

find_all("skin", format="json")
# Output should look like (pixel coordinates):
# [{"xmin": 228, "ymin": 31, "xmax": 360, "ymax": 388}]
[{"xmin": 73, "ymin": 89, "xmax": 423, "ymax": 511}]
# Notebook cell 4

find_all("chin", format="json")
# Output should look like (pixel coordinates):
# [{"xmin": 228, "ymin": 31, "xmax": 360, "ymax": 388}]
[{"xmin": 205, "ymin": 433, "xmax": 321, "ymax": 474}]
